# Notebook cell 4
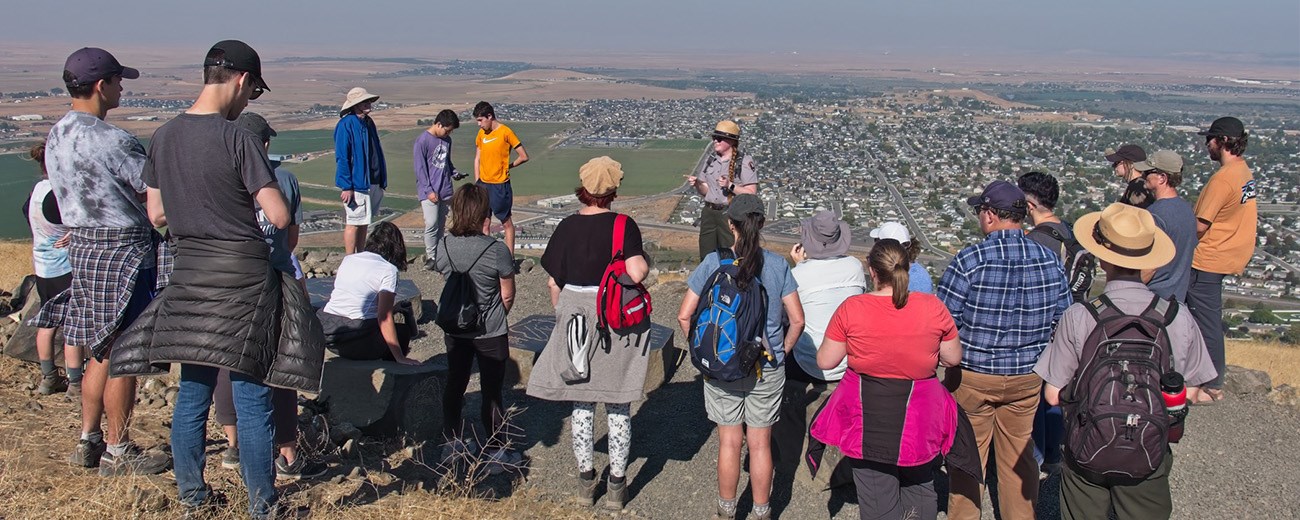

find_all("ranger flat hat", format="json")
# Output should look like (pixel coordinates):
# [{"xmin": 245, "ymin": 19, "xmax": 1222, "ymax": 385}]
[
  {"xmin": 1074, "ymin": 203, "xmax": 1175, "ymax": 271},
  {"xmin": 712, "ymin": 120, "xmax": 741, "ymax": 141}
]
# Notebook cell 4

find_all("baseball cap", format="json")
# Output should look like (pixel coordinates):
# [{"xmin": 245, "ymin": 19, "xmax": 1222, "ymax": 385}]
[
  {"xmin": 1133, "ymin": 150, "xmax": 1183, "ymax": 174},
  {"xmin": 63, "ymin": 47, "xmax": 139, "ymax": 88},
  {"xmin": 1104, "ymin": 144, "xmax": 1146, "ymax": 164},
  {"xmin": 725, "ymin": 193, "xmax": 765, "ymax": 221},
  {"xmin": 234, "ymin": 112, "xmax": 277, "ymax": 143},
  {"xmin": 869, "ymin": 221, "xmax": 912, "ymax": 244},
  {"xmin": 1198, "ymin": 117, "xmax": 1245, "ymax": 138},
  {"xmin": 204, "ymin": 40, "xmax": 269, "ymax": 92},
  {"xmin": 578, "ymin": 156, "xmax": 623, "ymax": 197},
  {"xmin": 966, "ymin": 180, "xmax": 1027, "ymax": 214}
]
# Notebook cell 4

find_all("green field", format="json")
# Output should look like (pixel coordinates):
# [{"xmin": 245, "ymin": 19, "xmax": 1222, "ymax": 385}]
[
  {"xmin": 269, "ymin": 129, "xmax": 338, "ymax": 156},
  {"xmin": 0, "ymin": 153, "xmax": 44, "ymax": 239},
  {"xmin": 290, "ymin": 122, "xmax": 701, "ymax": 200}
]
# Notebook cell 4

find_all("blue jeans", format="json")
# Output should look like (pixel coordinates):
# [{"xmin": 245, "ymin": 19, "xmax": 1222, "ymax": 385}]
[
  {"xmin": 1032, "ymin": 386, "xmax": 1063, "ymax": 467},
  {"xmin": 173, "ymin": 364, "xmax": 277, "ymax": 518}
]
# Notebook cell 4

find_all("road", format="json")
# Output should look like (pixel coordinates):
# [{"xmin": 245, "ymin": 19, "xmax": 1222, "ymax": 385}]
[{"xmin": 864, "ymin": 149, "xmax": 953, "ymax": 259}]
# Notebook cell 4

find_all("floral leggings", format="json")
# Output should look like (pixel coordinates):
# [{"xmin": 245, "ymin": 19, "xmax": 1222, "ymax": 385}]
[{"xmin": 571, "ymin": 402, "xmax": 631, "ymax": 478}]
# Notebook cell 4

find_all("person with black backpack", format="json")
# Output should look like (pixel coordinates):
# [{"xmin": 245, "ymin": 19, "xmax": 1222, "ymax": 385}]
[
  {"xmin": 676, "ymin": 194, "xmax": 805, "ymax": 520},
  {"xmin": 434, "ymin": 184, "xmax": 519, "ymax": 475},
  {"xmin": 527, "ymin": 157, "xmax": 652, "ymax": 510},
  {"xmin": 1034, "ymin": 203, "xmax": 1215, "ymax": 520}
]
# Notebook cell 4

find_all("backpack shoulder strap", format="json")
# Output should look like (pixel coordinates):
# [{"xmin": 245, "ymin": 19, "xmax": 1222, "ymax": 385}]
[
  {"xmin": 441, "ymin": 236, "xmax": 460, "ymax": 273},
  {"xmin": 611, "ymin": 213, "xmax": 627, "ymax": 259},
  {"xmin": 464, "ymin": 237, "xmax": 495, "ymax": 273},
  {"xmin": 717, "ymin": 247, "xmax": 735, "ymax": 263}
]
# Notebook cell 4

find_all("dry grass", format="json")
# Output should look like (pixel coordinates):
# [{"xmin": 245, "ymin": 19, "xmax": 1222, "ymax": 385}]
[
  {"xmin": 0, "ymin": 241, "xmax": 34, "ymax": 294},
  {"xmin": 1227, "ymin": 339, "xmax": 1300, "ymax": 388}
]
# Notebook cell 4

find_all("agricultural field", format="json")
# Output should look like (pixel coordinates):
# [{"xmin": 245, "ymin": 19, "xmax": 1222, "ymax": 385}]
[{"xmin": 0, "ymin": 153, "xmax": 43, "ymax": 239}]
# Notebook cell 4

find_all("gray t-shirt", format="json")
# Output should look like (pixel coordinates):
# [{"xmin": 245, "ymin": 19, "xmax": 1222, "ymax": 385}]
[
  {"xmin": 44, "ymin": 111, "xmax": 150, "ymax": 228},
  {"xmin": 435, "ymin": 234, "xmax": 514, "ymax": 339},
  {"xmin": 143, "ymin": 113, "xmax": 277, "ymax": 242},
  {"xmin": 257, "ymin": 165, "xmax": 302, "ymax": 274},
  {"xmin": 1147, "ymin": 196, "xmax": 1198, "ymax": 302},
  {"xmin": 697, "ymin": 152, "xmax": 758, "ymax": 205}
]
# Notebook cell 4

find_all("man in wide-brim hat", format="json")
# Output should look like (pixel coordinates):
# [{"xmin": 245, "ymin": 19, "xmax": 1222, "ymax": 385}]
[
  {"xmin": 334, "ymin": 87, "xmax": 387, "ymax": 254},
  {"xmin": 1034, "ymin": 202, "xmax": 1216, "ymax": 520}
]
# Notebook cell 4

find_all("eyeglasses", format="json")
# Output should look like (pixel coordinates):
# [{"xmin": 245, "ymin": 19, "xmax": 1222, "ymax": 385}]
[
  {"xmin": 712, "ymin": 136, "xmax": 728, "ymax": 142},
  {"xmin": 250, "ymin": 86, "xmax": 264, "ymax": 100}
]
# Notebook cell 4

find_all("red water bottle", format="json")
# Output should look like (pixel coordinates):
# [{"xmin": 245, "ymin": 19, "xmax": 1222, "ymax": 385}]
[{"xmin": 1161, "ymin": 372, "xmax": 1188, "ymax": 442}]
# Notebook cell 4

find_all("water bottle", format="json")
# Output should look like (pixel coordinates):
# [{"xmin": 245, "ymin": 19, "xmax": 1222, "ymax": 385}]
[{"xmin": 1161, "ymin": 372, "xmax": 1188, "ymax": 443}]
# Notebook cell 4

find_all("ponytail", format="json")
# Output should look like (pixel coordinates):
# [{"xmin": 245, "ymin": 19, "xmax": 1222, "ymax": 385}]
[
  {"xmin": 731, "ymin": 213, "xmax": 765, "ymax": 289},
  {"xmin": 868, "ymin": 239, "xmax": 911, "ymax": 309}
]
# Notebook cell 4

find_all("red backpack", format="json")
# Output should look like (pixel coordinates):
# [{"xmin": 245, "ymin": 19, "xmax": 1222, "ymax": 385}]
[{"xmin": 597, "ymin": 214, "xmax": 652, "ymax": 334}]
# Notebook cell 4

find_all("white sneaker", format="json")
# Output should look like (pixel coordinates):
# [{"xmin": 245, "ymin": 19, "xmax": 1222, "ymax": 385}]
[{"xmin": 484, "ymin": 448, "xmax": 524, "ymax": 476}]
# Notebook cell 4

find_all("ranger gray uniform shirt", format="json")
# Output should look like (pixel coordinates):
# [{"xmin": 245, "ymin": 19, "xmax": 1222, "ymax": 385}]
[
  {"xmin": 1034, "ymin": 280, "xmax": 1217, "ymax": 389},
  {"xmin": 697, "ymin": 152, "xmax": 757, "ymax": 205}
]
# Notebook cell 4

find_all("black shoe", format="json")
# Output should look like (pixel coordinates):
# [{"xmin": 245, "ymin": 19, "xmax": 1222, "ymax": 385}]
[
  {"xmin": 98, "ymin": 443, "xmax": 171, "ymax": 476},
  {"xmin": 276, "ymin": 454, "xmax": 328, "ymax": 480},
  {"xmin": 221, "ymin": 447, "xmax": 240, "ymax": 470},
  {"xmin": 70, "ymin": 438, "xmax": 106, "ymax": 468}
]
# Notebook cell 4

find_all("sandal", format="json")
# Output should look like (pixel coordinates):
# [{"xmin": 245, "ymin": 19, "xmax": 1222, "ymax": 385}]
[{"xmin": 1191, "ymin": 388, "xmax": 1225, "ymax": 405}]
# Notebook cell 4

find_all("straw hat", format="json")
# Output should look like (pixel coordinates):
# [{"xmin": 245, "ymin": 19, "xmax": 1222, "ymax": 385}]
[
  {"xmin": 1073, "ymin": 203, "xmax": 1175, "ymax": 271},
  {"xmin": 339, "ymin": 87, "xmax": 380, "ymax": 116},
  {"xmin": 711, "ymin": 120, "xmax": 741, "ymax": 141}
]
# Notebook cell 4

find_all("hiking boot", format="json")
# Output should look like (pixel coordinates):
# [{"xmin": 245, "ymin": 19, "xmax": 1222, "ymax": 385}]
[
  {"xmin": 65, "ymin": 383, "xmax": 82, "ymax": 404},
  {"xmin": 276, "ymin": 454, "xmax": 328, "ymax": 480},
  {"xmin": 603, "ymin": 478, "xmax": 627, "ymax": 510},
  {"xmin": 38, "ymin": 373, "xmax": 68, "ymax": 395},
  {"xmin": 484, "ymin": 448, "xmax": 524, "ymax": 476},
  {"xmin": 221, "ymin": 447, "xmax": 240, "ymax": 470},
  {"xmin": 98, "ymin": 443, "xmax": 171, "ymax": 476},
  {"xmin": 424, "ymin": 258, "xmax": 437, "ymax": 271},
  {"xmin": 574, "ymin": 473, "xmax": 598, "ymax": 507},
  {"xmin": 70, "ymin": 438, "xmax": 106, "ymax": 468}
]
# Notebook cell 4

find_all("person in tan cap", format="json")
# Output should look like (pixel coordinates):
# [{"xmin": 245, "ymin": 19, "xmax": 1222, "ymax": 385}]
[
  {"xmin": 334, "ymin": 87, "xmax": 387, "ymax": 253},
  {"xmin": 1132, "ymin": 150, "xmax": 1197, "ymax": 303},
  {"xmin": 686, "ymin": 120, "xmax": 758, "ymax": 260},
  {"xmin": 1034, "ymin": 203, "xmax": 1215, "ymax": 520},
  {"xmin": 531, "ymin": 156, "xmax": 652, "ymax": 510},
  {"xmin": 1187, "ymin": 116, "xmax": 1256, "ymax": 402}
]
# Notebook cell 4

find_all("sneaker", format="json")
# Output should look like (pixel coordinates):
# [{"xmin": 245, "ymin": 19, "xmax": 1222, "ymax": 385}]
[
  {"xmin": 484, "ymin": 448, "xmax": 524, "ymax": 476},
  {"xmin": 747, "ymin": 508, "xmax": 772, "ymax": 520},
  {"xmin": 98, "ymin": 443, "xmax": 171, "ymax": 476},
  {"xmin": 65, "ymin": 383, "xmax": 82, "ymax": 403},
  {"xmin": 437, "ymin": 438, "xmax": 477, "ymax": 467},
  {"xmin": 70, "ymin": 438, "xmax": 106, "ymax": 468},
  {"xmin": 221, "ymin": 447, "xmax": 240, "ymax": 470},
  {"xmin": 38, "ymin": 374, "xmax": 68, "ymax": 395},
  {"xmin": 276, "ymin": 454, "xmax": 328, "ymax": 480},
  {"xmin": 574, "ymin": 473, "xmax": 598, "ymax": 507},
  {"xmin": 715, "ymin": 502, "xmax": 737, "ymax": 520},
  {"xmin": 603, "ymin": 478, "xmax": 627, "ymax": 510}
]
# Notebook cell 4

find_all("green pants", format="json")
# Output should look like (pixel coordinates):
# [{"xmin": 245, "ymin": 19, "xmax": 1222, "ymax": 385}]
[
  {"xmin": 1060, "ymin": 452, "xmax": 1173, "ymax": 520},
  {"xmin": 698, "ymin": 206, "xmax": 735, "ymax": 260}
]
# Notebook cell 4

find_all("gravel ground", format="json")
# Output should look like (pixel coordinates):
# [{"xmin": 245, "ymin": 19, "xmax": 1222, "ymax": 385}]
[{"xmin": 404, "ymin": 262, "xmax": 1300, "ymax": 520}]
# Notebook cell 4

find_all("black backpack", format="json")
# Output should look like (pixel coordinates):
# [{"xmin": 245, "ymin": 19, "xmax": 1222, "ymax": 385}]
[
  {"xmin": 435, "ymin": 238, "xmax": 493, "ymax": 334},
  {"xmin": 1030, "ymin": 224, "xmax": 1096, "ymax": 304},
  {"xmin": 1060, "ymin": 294, "xmax": 1180, "ymax": 482}
]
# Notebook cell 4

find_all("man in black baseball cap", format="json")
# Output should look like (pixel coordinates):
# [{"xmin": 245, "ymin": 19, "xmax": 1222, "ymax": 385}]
[
  {"xmin": 63, "ymin": 47, "xmax": 139, "ymax": 89},
  {"xmin": 1104, "ymin": 143, "xmax": 1152, "ymax": 208},
  {"xmin": 203, "ymin": 39, "xmax": 270, "ymax": 98}
]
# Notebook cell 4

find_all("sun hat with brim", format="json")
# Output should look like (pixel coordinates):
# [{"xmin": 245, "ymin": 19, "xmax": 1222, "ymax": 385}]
[
  {"xmin": 1073, "ymin": 203, "xmax": 1175, "ymax": 271},
  {"xmin": 800, "ymin": 210, "xmax": 852, "ymax": 259},
  {"xmin": 340, "ymin": 87, "xmax": 380, "ymax": 116},
  {"xmin": 712, "ymin": 120, "xmax": 741, "ymax": 142}
]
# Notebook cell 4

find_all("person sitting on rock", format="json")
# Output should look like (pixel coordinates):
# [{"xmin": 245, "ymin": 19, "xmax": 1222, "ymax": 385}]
[{"xmin": 317, "ymin": 221, "xmax": 420, "ymax": 364}]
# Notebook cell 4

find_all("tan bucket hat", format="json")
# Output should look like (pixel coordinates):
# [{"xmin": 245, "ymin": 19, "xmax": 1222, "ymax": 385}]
[
  {"xmin": 712, "ymin": 120, "xmax": 741, "ymax": 141},
  {"xmin": 1073, "ymin": 203, "xmax": 1175, "ymax": 271},
  {"xmin": 339, "ymin": 87, "xmax": 380, "ymax": 116},
  {"xmin": 579, "ymin": 156, "xmax": 623, "ymax": 197}
]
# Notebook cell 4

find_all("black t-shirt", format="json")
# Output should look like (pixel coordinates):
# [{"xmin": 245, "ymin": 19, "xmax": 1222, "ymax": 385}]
[
  {"xmin": 1119, "ymin": 178, "xmax": 1154, "ymax": 209},
  {"xmin": 144, "ymin": 113, "xmax": 276, "ymax": 241},
  {"xmin": 541, "ymin": 212, "xmax": 646, "ymax": 288}
]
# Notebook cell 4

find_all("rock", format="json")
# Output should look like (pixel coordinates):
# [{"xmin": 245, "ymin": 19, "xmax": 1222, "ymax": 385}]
[
  {"xmin": 341, "ymin": 439, "xmax": 356, "ymax": 458},
  {"xmin": 131, "ymin": 486, "xmax": 168, "ymax": 513},
  {"xmin": 317, "ymin": 359, "xmax": 447, "ymax": 441},
  {"xmin": 26, "ymin": 400, "xmax": 42, "ymax": 412},
  {"xmin": 368, "ymin": 471, "xmax": 396, "ymax": 486},
  {"xmin": 143, "ymin": 378, "xmax": 167, "ymax": 394},
  {"xmin": 164, "ymin": 387, "xmax": 180, "ymax": 405},
  {"xmin": 1269, "ymin": 384, "xmax": 1300, "ymax": 408},
  {"xmin": 347, "ymin": 466, "xmax": 364, "ymax": 479},
  {"xmin": 642, "ymin": 268, "xmax": 659, "ymax": 288},
  {"xmin": 1223, "ymin": 365, "xmax": 1272, "ymax": 396},
  {"xmin": 329, "ymin": 422, "xmax": 362, "ymax": 443},
  {"xmin": 518, "ymin": 258, "xmax": 536, "ymax": 274},
  {"xmin": 149, "ymin": 398, "xmax": 167, "ymax": 409},
  {"xmin": 330, "ymin": 474, "xmax": 346, "ymax": 485}
]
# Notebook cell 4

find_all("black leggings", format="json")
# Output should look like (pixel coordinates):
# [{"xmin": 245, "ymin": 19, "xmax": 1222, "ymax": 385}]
[{"xmin": 442, "ymin": 334, "xmax": 510, "ymax": 446}]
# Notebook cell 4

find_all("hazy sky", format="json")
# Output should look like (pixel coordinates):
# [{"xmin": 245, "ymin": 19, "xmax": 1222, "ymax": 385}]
[{"xmin": 6, "ymin": 1, "xmax": 1298, "ymax": 61}]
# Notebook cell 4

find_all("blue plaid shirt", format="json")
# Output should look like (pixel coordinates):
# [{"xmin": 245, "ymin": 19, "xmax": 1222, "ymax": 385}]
[{"xmin": 938, "ymin": 229, "xmax": 1072, "ymax": 375}]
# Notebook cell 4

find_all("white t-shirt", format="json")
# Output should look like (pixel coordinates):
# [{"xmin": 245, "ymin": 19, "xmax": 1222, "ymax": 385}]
[
  {"xmin": 28, "ymin": 179, "xmax": 71, "ymax": 278},
  {"xmin": 322, "ymin": 252, "xmax": 398, "ymax": 320},
  {"xmin": 791, "ymin": 255, "xmax": 867, "ymax": 381}
]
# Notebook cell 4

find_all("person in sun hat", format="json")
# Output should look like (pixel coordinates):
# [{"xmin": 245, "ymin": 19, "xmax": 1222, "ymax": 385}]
[
  {"xmin": 869, "ymin": 221, "xmax": 933, "ymax": 293},
  {"xmin": 1034, "ymin": 203, "xmax": 1215, "ymax": 519},
  {"xmin": 1185, "ymin": 116, "xmax": 1256, "ymax": 404},
  {"xmin": 686, "ymin": 119, "xmax": 758, "ymax": 260},
  {"xmin": 334, "ymin": 86, "xmax": 387, "ymax": 254},
  {"xmin": 938, "ymin": 180, "xmax": 1072, "ymax": 520}
]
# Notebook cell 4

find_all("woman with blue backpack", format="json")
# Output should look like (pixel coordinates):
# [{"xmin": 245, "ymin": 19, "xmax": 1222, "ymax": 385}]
[
  {"xmin": 676, "ymin": 193, "xmax": 805, "ymax": 520},
  {"xmin": 527, "ymin": 157, "xmax": 652, "ymax": 511}
]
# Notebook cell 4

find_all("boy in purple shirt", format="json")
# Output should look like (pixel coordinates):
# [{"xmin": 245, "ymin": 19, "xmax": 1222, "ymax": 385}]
[{"xmin": 414, "ymin": 109, "xmax": 462, "ymax": 270}]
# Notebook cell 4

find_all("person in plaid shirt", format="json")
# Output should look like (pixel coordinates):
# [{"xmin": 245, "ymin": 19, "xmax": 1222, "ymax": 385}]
[{"xmin": 938, "ymin": 180, "xmax": 1071, "ymax": 520}]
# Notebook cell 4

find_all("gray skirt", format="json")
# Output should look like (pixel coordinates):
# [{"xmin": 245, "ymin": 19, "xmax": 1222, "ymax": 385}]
[{"xmin": 525, "ymin": 286, "xmax": 651, "ymax": 404}]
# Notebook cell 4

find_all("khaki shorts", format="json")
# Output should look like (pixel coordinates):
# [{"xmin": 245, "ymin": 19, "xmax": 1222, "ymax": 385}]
[
  {"xmin": 703, "ymin": 363, "xmax": 785, "ymax": 427},
  {"xmin": 344, "ymin": 187, "xmax": 384, "ymax": 226}
]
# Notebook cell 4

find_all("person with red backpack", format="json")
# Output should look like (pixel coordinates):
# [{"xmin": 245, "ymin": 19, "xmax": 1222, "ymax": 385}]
[
  {"xmin": 1034, "ymin": 203, "xmax": 1215, "ymax": 519},
  {"xmin": 528, "ymin": 157, "xmax": 652, "ymax": 510}
]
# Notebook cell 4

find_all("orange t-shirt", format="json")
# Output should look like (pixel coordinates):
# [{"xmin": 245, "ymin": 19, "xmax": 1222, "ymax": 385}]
[
  {"xmin": 475, "ymin": 124, "xmax": 520, "ymax": 184},
  {"xmin": 824, "ymin": 293, "xmax": 957, "ymax": 380},
  {"xmin": 1192, "ymin": 161, "xmax": 1257, "ymax": 274}
]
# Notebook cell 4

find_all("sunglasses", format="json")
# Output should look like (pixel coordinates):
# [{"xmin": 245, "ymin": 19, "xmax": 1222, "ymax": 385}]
[{"xmin": 250, "ymin": 86, "xmax": 264, "ymax": 100}]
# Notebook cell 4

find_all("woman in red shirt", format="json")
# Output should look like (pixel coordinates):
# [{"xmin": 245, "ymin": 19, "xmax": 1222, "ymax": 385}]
[{"xmin": 815, "ymin": 239, "xmax": 963, "ymax": 520}]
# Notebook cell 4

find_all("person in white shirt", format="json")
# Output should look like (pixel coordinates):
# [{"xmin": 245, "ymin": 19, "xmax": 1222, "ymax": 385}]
[{"xmin": 318, "ymin": 222, "xmax": 419, "ymax": 364}]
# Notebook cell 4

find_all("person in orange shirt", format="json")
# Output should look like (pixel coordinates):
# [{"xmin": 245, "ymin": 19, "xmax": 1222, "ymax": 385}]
[
  {"xmin": 472, "ymin": 101, "xmax": 528, "ymax": 256},
  {"xmin": 1187, "ymin": 116, "xmax": 1257, "ymax": 403}
]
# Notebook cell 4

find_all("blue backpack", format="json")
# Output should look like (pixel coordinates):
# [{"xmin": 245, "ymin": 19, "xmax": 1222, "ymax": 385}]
[{"xmin": 689, "ymin": 249, "xmax": 770, "ymax": 382}]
